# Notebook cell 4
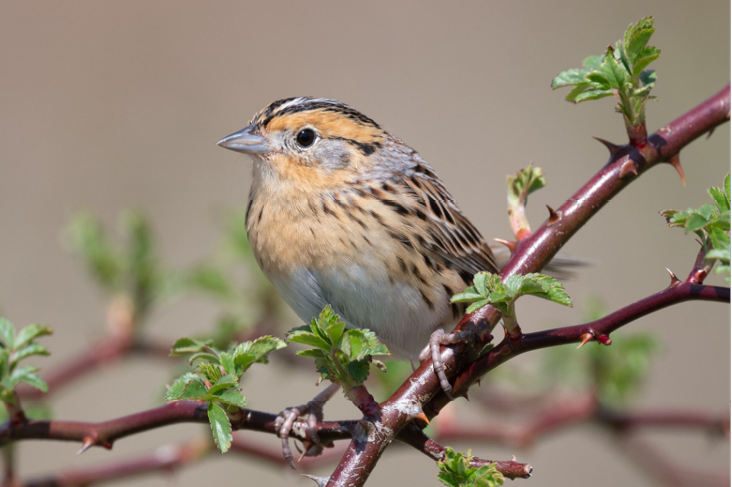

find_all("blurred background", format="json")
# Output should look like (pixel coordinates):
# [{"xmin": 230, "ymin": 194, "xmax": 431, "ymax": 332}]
[{"xmin": 0, "ymin": 1, "xmax": 729, "ymax": 486}]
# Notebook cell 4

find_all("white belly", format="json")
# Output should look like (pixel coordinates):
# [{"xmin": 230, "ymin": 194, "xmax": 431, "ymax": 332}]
[{"xmin": 268, "ymin": 261, "xmax": 453, "ymax": 359}]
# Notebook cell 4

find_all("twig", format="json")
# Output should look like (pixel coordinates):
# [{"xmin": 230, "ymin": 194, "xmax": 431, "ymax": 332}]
[{"xmin": 397, "ymin": 425, "xmax": 532, "ymax": 480}]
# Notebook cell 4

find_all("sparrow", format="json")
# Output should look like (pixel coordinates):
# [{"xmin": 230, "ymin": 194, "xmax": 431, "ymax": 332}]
[{"xmin": 217, "ymin": 97, "xmax": 500, "ymax": 465}]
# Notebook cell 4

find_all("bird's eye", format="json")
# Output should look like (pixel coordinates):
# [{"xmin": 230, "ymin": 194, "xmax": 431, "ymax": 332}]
[{"xmin": 296, "ymin": 128, "xmax": 316, "ymax": 147}]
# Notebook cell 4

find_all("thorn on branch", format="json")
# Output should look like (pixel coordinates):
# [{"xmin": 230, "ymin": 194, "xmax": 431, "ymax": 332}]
[
  {"xmin": 619, "ymin": 160, "xmax": 638, "ymax": 179},
  {"xmin": 577, "ymin": 333, "xmax": 593, "ymax": 349},
  {"xmin": 494, "ymin": 238, "xmax": 517, "ymax": 254},
  {"xmin": 577, "ymin": 330, "xmax": 612, "ymax": 348},
  {"xmin": 593, "ymin": 137, "xmax": 623, "ymax": 158},
  {"xmin": 668, "ymin": 154, "xmax": 686, "ymax": 186},
  {"xmin": 546, "ymin": 205, "xmax": 561, "ymax": 226},
  {"xmin": 302, "ymin": 474, "xmax": 330, "ymax": 486},
  {"xmin": 666, "ymin": 268, "xmax": 681, "ymax": 287},
  {"xmin": 77, "ymin": 437, "xmax": 96, "ymax": 455}
]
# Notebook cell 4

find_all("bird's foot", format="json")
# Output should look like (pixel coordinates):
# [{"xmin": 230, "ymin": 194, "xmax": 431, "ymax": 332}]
[
  {"xmin": 418, "ymin": 329, "xmax": 473, "ymax": 399},
  {"xmin": 274, "ymin": 382, "xmax": 340, "ymax": 469}
]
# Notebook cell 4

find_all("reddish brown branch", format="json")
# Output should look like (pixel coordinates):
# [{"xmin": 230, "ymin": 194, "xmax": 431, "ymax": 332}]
[
  {"xmin": 325, "ymin": 84, "xmax": 731, "ymax": 486},
  {"xmin": 22, "ymin": 436, "xmax": 345, "ymax": 487},
  {"xmin": 397, "ymin": 425, "xmax": 533, "ymax": 480},
  {"xmin": 444, "ymin": 283, "xmax": 728, "ymax": 405},
  {"xmin": 0, "ymin": 401, "xmax": 355, "ymax": 450}
]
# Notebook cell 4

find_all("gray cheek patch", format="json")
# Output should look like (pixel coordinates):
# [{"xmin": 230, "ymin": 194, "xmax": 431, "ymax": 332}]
[{"xmin": 314, "ymin": 141, "xmax": 353, "ymax": 170}]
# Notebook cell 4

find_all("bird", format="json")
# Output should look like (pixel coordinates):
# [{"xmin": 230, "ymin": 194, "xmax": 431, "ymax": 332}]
[
  {"xmin": 217, "ymin": 96, "xmax": 501, "ymax": 464},
  {"xmin": 218, "ymin": 97, "xmax": 498, "ymax": 356}
]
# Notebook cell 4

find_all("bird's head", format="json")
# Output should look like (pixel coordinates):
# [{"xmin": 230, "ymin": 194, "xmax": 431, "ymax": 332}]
[{"xmin": 217, "ymin": 97, "xmax": 389, "ymax": 188}]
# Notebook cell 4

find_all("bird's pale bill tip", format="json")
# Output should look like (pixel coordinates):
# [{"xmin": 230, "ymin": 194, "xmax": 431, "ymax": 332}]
[{"xmin": 217, "ymin": 125, "xmax": 269, "ymax": 154}]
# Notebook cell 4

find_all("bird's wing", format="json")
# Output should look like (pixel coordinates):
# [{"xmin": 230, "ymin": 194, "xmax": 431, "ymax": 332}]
[{"xmin": 401, "ymin": 167, "xmax": 499, "ymax": 279}]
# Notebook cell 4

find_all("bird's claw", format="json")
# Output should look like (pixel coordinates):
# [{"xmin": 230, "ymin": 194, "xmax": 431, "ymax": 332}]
[
  {"xmin": 418, "ymin": 329, "xmax": 473, "ymax": 399},
  {"xmin": 273, "ymin": 383, "xmax": 340, "ymax": 469}
]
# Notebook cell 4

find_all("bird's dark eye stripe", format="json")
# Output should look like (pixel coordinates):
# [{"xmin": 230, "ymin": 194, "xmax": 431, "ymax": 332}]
[{"xmin": 296, "ymin": 129, "xmax": 316, "ymax": 147}]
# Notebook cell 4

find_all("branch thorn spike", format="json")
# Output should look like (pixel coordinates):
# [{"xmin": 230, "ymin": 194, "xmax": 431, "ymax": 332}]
[
  {"xmin": 302, "ymin": 474, "xmax": 329, "ymax": 487},
  {"xmin": 666, "ymin": 268, "xmax": 681, "ymax": 287},
  {"xmin": 707, "ymin": 126, "xmax": 716, "ymax": 139},
  {"xmin": 77, "ymin": 437, "xmax": 95, "ymax": 455},
  {"xmin": 619, "ymin": 160, "xmax": 638, "ymax": 179},
  {"xmin": 593, "ymin": 136, "xmax": 622, "ymax": 157},
  {"xmin": 493, "ymin": 238, "xmax": 517, "ymax": 253},
  {"xmin": 577, "ymin": 332, "xmax": 593, "ymax": 349},
  {"xmin": 668, "ymin": 154, "xmax": 686, "ymax": 186},
  {"xmin": 546, "ymin": 205, "xmax": 561, "ymax": 226}
]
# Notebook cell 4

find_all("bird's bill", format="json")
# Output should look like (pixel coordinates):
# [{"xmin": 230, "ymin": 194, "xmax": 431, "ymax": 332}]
[{"xmin": 217, "ymin": 125, "xmax": 269, "ymax": 154}]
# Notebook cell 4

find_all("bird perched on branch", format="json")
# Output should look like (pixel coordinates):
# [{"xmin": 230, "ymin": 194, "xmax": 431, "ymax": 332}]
[
  {"xmin": 218, "ymin": 97, "xmax": 498, "ymax": 357},
  {"xmin": 217, "ymin": 97, "xmax": 501, "ymax": 464}
]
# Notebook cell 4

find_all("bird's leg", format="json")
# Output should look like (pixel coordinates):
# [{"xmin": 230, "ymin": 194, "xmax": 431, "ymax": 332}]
[
  {"xmin": 274, "ymin": 382, "xmax": 340, "ymax": 469},
  {"xmin": 418, "ymin": 328, "xmax": 474, "ymax": 399}
]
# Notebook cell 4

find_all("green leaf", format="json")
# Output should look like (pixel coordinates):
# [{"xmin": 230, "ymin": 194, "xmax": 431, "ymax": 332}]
[
  {"xmin": 208, "ymin": 375, "xmax": 239, "ymax": 395},
  {"xmin": 348, "ymin": 359, "xmax": 370, "ymax": 384},
  {"xmin": 219, "ymin": 352, "xmax": 235, "ymax": 376},
  {"xmin": 16, "ymin": 373, "xmax": 48, "ymax": 393},
  {"xmin": 450, "ymin": 292, "xmax": 484, "ymax": 303},
  {"xmin": 14, "ymin": 324, "xmax": 52, "ymax": 350},
  {"xmin": 597, "ymin": 49, "xmax": 630, "ymax": 90},
  {"xmin": 503, "ymin": 274, "xmax": 524, "ymax": 299},
  {"xmin": 633, "ymin": 47, "xmax": 661, "ymax": 77},
  {"xmin": 170, "ymin": 337, "xmax": 210, "ymax": 356},
  {"xmin": 551, "ymin": 69, "xmax": 588, "ymax": 88},
  {"xmin": 466, "ymin": 299, "xmax": 490, "ymax": 314},
  {"xmin": 287, "ymin": 329, "xmax": 331, "ymax": 351},
  {"xmin": 13, "ymin": 343, "xmax": 50, "ymax": 363},
  {"xmin": 709, "ymin": 186, "xmax": 730, "ymax": 213},
  {"xmin": 0, "ymin": 349, "xmax": 9, "ymax": 379},
  {"xmin": 0, "ymin": 319, "xmax": 14, "ymax": 350},
  {"xmin": 187, "ymin": 352, "xmax": 220, "ymax": 365},
  {"xmin": 624, "ymin": 17, "xmax": 655, "ymax": 65},
  {"xmin": 437, "ymin": 448, "xmax": 504, "ymax": 487},
  {"xmin": 213, "ymin": 388, "xmax": 246, "ymax": 408},
  {"xmin": 208, "ymin": 403, "xmax": 233, "ymax": 453},
  {"xmin": 165, "ymin": 373, "xmax": 206, "ymax": 401},
  {"xmin": 573, "ymin": 89, "xmax": 613, "ymax": 103},
  {"xmin": 295, "ymin": 349, "xmax": 326, "ymax": 358},
  {"xmin": 685, "ymin": 213, "xmax": 710, "ymax": 233},
  {"xmin": 474, "ymin": 273, "xmax": 489, "ymax": 296},
  {"xmin": 583, "ymin": 55, "xmax": 603, "ymax": 71}
]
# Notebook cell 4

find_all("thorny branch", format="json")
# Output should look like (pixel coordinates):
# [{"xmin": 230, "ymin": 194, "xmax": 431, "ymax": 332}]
[{"xmin": 324, "ymin": 84, "xmax": 731, "ymax": 486}]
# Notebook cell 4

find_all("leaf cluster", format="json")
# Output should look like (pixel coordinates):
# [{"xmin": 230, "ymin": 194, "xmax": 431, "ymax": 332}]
[
  {"xmin": 165, "ymin": 335, "xmax": 286, "ymax": 452},
  {"xmin": 451, "ymin": 272, "xmax": 572, "ymax": 316},
  {"xmin": 0, "ymin": 319, "xmax": 52, "ymax": 402},
  {"xmin": 507, "ymin": 165, "xmax": 546, "ymax": 209},
  {"xmin": 65, "ymin": 211, "xmax": 164, "ymax": 319},
  {"xmin": 661, "ymin": 174, "xmax": 731, "ymax": 279},
  {"xmin": 437, "ymin": 448, "xmax": 504, "ymax": 487},
  {"xmin": 552, "ymin": 17, "xmax": 661, "ymax": 127},
  {"xmin": 287, "ymin": 306, "xmax": 390, "ymax": 389}
]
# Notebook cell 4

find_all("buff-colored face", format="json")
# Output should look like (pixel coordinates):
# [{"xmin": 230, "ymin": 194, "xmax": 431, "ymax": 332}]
[{"xmin": 218, "ymin": 97, "xmax": 386, "ymax": 188}]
